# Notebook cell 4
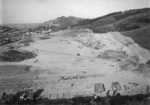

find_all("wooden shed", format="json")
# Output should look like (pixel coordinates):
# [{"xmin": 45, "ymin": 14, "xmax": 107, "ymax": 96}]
[
  {"xmin": 94, "ymin": 83, "xmax": 105, "ymax": 93},
  {"xmin": 110, "ymin": 82, "xmax": 122, "ymax": 91}
]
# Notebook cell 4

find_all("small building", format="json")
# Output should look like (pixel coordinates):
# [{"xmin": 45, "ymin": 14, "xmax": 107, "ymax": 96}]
[
  {"xmin": 94, "ymin": 83, "xmax": 105, "ymax": 93},
  {"xmin": 110, "ymin": 82, "xmax": 122, "ymax": 91},
  {"xmin": 25, "ymin": 89, "xmax": 34, "ymax": 100}
]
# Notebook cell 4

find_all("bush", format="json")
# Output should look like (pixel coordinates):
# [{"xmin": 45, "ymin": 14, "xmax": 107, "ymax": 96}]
[{"xmin": 0, "ymin": 50, "xmax": 37, "ymax": 62}]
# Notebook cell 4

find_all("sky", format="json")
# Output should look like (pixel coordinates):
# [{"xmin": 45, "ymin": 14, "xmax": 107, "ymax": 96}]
[{"xmin": 1, "ymin": 0, "xmax": 150, "ymax": 24}]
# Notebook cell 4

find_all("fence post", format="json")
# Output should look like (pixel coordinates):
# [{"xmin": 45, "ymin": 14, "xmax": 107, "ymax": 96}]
[
  {"xmin": 63, "ymin": 93, "xmax": 65, "ymax": 98},
  {"xmin": 49, "ymin": 94, "xmax": 51, "ymax": 99},
  {"xmin": 57, "ymin": 93, "xmax": 58, "ymax": 99},
  {"xmin": 69, "ymin": 92, "xmax": 70, "ymax": 98},
  {"xmin": 76, "ymin": 92, "xmax": 78, "ymax": 97}
]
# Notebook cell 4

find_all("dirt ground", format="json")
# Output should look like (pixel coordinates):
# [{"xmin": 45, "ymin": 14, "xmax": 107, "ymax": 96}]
[{"xmin": 0, "ymin": 30, "xmax": 150, "ymax": 99}]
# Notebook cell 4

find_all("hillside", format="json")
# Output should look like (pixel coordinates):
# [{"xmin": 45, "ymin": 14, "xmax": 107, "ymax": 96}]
[
  {"xmin": 40, "ymin": 8, "xmax": 150, "ymax": 51},
  {"xmin": 93, "ymin": 11, "xmax": 150, "ymax": 33},
  {"xmin": 121, "ymin": 25, "xmax": 150, "ymax": 50},
  {"xmin": 38, "ymin": 8, "xmax": 150, "ymax": 33},
  {"xmin": 72, "ymin": 8, "xmax": 150, "ymax": 31},
  {"xmin": 38, "ymin": 8, "xmax": 150, "ymax": 31},
  {"xmin": 42, "ymin": 16, "xmax": 85, "ymax": 31}
]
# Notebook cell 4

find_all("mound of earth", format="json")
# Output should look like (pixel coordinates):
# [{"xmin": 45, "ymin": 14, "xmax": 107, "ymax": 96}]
[
  {"xmin": 0, "ymin": 50, "xmax": 37, "ymax": 62},
  {"xmin": 119, "ymin": 55, "xmax": 140, "ymax": 70},
  {"xmin": 52, "ymin": 28, "xmax": 93, "ymax": 37},
  {"xmin": 136, "ymin": 63, "xmax": 150, "ymax": 77},
  {"xmin": 98, "ymin": 50, "xmax": 128, "ymax": 61},
  {"xmin": 74, "ymin": 31, "xmax": 150, "ymax": 70}
]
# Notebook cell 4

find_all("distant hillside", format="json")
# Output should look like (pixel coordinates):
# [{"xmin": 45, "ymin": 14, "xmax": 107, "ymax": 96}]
[
  {"xmin": 38, "ymin": 8, "xmax": 150, "ymax": 32},
  {"xmin": 74, "ymin": 8, "xmax": 150, "ymax": 33},
  {"xmin": 93, "ymin": 11, "xmax": 150, "ymax": 33},
  {"xmin": 42, "ymin": 16, "xmax": 85, "ymax": 31}
]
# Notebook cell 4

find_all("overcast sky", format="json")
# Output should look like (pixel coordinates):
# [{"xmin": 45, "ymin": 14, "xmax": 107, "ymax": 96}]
[{"xmin": 1, "ymin": 0, "xmax": 150, "ymax": 24}]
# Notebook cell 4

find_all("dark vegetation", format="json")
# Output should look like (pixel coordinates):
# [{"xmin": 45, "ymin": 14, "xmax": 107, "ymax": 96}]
[
  {"xmin": 72, "ymin": 12, "xmax": 122, "ymax": 27},
  {"xmin": 1, "ymin": 94, "xmax": 150, "ymax": 105},
  {"xmin": 121, "ymin": 25, "xmax": 150, "ymax": 50},
  {"xmin": 0, "ymin": 26, "xmax": 24, "ymax": 46},
  {"xmin": 93, "ymin": 11, "xmax": 150, "ymax": 33},
  {"xmin": 0, "ymin": 50, "xmax": 37, "ymax": 62}
]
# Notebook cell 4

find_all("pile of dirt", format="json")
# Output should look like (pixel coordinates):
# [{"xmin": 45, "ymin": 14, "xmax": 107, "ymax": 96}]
[
  {"xmin": 136, "ymin": 63, "xmax": 150, "ymax": 77},
  {"xmin": 0, "ymin": 50, "xmax": 37, "ymax": 62},
  {"xmin": 74, "ymin": 33, "xmax": 107, "ymax": 50},
  {"xmin": 54, "ymin": 28, "xmax": 93, "ymax": 37},
  {"xmin": 119, "ymin": 55, "xmax": 140, "ymax": 70},
  {"xmin": 98, "ymin": 50, "xmax": 128, "ymax": 61}
]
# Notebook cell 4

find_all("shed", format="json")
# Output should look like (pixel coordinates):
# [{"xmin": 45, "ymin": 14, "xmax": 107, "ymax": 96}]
[
  {"xmin": 110, "ymin": 82, "xmax": 122, "ymax": 91},
  {"xmin": 25, "ymin": 89, "xmax": 34, "ymax": 99},
  {"xmin": 33, "ymin": 89, "xmax": 44, "ymax": 99},
  {"xmin": 94, "ymin": 83, "xmax": 105, "ymax": 93}
]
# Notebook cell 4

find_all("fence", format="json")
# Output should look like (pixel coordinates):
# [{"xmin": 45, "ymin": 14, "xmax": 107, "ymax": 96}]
[{"xmin": 45, "ymin": 91, "xmax": 95, "ymax": 99}]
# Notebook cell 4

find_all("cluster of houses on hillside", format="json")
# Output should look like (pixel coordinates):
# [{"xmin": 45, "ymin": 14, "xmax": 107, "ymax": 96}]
[
  {"xmin": 0, "ymin": 25, "xmax": 53, "ymax": 46},
  {"xmin": 0, "ymin": 26, "xmax": 27, "ymax": 46}
]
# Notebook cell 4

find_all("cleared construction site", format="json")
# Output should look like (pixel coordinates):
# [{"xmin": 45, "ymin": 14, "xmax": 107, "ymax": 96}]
[{"xmin": 0, "ymin": 28, "xmax": 150, "ymax": 105}]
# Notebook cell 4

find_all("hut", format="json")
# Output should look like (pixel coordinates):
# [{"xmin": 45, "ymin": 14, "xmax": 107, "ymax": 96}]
[
  {"xmin": 94, "ymin": 83, "xmax": 105, "ymax": 93},
  {"xmin": 33, "ymin": 89, "xmax": 44, "ymax": 100},
  {"xmin": 25, "ymin": 89, "xmax": 34, "ymax": 100},
  {"xmin": 110, "ymin": 82, "xmax": 122, "ymax": 91}
]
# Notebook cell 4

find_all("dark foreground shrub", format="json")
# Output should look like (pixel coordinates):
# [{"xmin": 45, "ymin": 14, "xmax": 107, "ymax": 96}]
[{"xmin": 0, "ymin": 50, "xmax": 37, "ymax": 62}]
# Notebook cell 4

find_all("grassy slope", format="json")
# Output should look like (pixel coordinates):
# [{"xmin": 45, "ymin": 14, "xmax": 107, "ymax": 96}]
[
  {"xmin": 36, "ymin": 8, "xmax": 150, "ymax": 33},
  {"xmin": 75, "ymin": 8, "xmax": 150, "ymax": 31},
  {"xmin": 93, "ymin": 11, "xmax": 150, "ymax": 33},
  {"xmin": 121, "ymin": 25, "xmax": 150, "ymax": 50},
  {"xmin": 74, "ymin": 8, "xmax": 150, "ymax": 51}
]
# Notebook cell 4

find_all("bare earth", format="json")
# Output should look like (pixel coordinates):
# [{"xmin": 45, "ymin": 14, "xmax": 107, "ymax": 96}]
[{"xmin": 0, "ymin": 30, "xmax": 150, "ymax": 99}]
